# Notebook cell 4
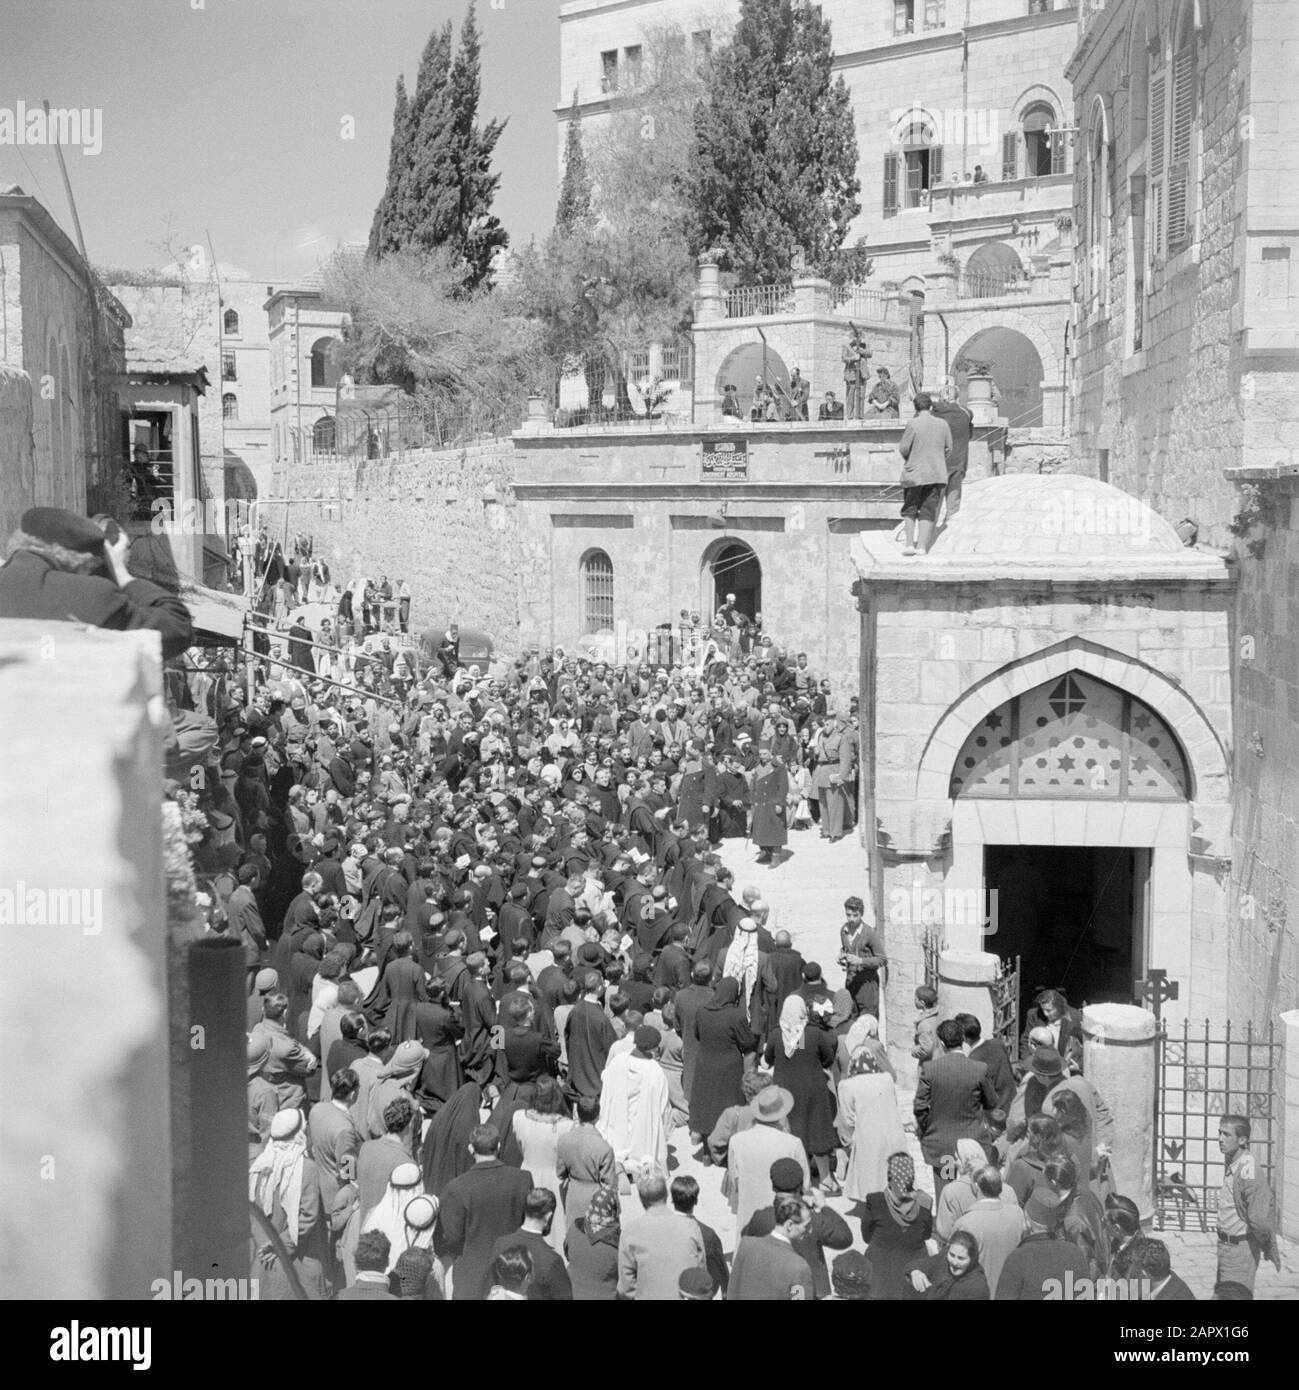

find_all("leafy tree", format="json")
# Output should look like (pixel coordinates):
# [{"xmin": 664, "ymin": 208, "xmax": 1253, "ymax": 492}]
[
  {"xmin": 555, "ymin": 92, "xmax": 592, "ymax": 231},
  {"xmin": 368, "ymin": 3, "xmax": 507, "ymax": 289},
  {"xmin": 689, "ymin": 0, "xmax": 860, "ymax": 285},
  {"xmin": 514, "ymin": 27, "xmax": 702, "ymax": 417},
  {"xmin": 323, "ymin": 248, "xmax": 544, "ymax": 437}
]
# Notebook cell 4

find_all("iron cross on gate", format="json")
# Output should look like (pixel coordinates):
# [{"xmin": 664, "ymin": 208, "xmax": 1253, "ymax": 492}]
[{"xmin": 1136, "ymin": 968, "xmax": 1179, "ymax": 1026}]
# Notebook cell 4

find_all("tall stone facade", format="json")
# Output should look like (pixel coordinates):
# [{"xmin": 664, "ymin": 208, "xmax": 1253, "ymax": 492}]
[{"xmin": 262, "ymin": 440, "xmax": 519, "ymax": 649}]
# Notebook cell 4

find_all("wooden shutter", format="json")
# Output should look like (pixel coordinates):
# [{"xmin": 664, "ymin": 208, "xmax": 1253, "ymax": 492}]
[
  {"xmin": 883, "ymin": 153, "xmax": 899, "ymax": 218},
  {"xmin": 928, "ymin": 144, "xmax": 943, "ymax": 186},
  {"xmin": 1167, "ymin": 47, "xmax": 1195, "ymax": 249},
  {"xmin": 1002, "ymin": 130, "xmax": 1019, "ymax": 181},
  {"xmin": 1148, "ymin": 68, "xmax": 1167, "ymax": 259}
]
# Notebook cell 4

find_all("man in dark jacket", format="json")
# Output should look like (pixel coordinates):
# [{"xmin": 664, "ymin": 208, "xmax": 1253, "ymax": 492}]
[
  {"xmin": 489, "ymin": 1188, "xmax": 573, "ymax": 1301},
  {"xmin": 564, "ymin": 974, "xmax": 617, "ymax": 1100},
  {"xmin": 0, "ymin": 507, "xmax": 192, "ymax": 657},
  {"xmin": 741, "ymin": 1158, "xmax": 852, "ymax": 1299},
  {"xmin": 930, "ymin": 384, "xmax": 974, "ymax": 517},
  {"xmin": 956, "ymin": 1012, "xmax": 1017, "ymax": 1115},
  {"xmin": 914, "ymin": 1019, "xmax": 998, "ymax": 1201},
  {"xmin": 435, "ymin": 1125, "xmax": 533, "ymax": 1300},
  {"xmin": 995, "ymin": 1189, "xmax": 1089, "ymax": 1300}
]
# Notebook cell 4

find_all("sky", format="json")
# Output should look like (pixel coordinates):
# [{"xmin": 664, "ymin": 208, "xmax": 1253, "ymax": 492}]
[{"xmin": 0, "ymin": 0, "xmax": 560, "ymax": 282}]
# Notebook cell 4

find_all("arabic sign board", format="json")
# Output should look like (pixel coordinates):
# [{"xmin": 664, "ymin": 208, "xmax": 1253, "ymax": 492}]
[{"xmin": 701, "ymin": 437, "xmax": 749, "ymax": 479}]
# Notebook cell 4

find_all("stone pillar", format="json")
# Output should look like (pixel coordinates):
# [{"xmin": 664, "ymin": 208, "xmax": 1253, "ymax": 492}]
[
  {"xmin": 0, "ymin": 621, "xmax": 171, "ymax": 1298},
  {"xmin": 1281, "ymin": 1009, "xmax": 1299, "ymax": 1239},
  {"xmin": 937, "ymin": 949, "xmax": 999, "ymax": 1041},
  {"xmin": 793, "ymin": 276, "xmax": 830, "ymax": 316},
  {"xmin": 694, "ymin": 258, "xmax": 725, "ymax": 323},
  {"xmin": 1083, "ymin": 1003, "xmax": 1157, "ymax": 1223}
]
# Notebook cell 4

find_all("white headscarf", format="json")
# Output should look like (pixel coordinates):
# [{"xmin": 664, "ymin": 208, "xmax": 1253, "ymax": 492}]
[
  {"xmin": 844, "ymin": 1013, "xmax": 879, "ymax": 1059},
  {"xmin": 721, "ymin": 918, "xmax": 760, "ymax": 1015},
  {"xmin": 361, "ymin": 1163, "xmax": 428, "ymax": 1273},
  {"xmin": 249, "ymin": 1109, "xmax": 307, "ymax": 1247},
  {"xmin": 779, "ymin": 994, "xmax": 808, "ymax": 1059}
]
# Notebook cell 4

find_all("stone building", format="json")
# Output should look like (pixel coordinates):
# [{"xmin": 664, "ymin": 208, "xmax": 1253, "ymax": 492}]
[
  {"xmin": 266, "ymin": 267, "xmax": 350, "ymax": 470},
  {"xmin": 558, "ymin": 1, "xmax": 1079, "ymax": 430},
  {"xmin": 1067, "ymin": 0, "xmax": 1299, "ymax": 1089},
  {"xmin": 0, "ymin": 185, "xmax": 128, "ymax": 535}
]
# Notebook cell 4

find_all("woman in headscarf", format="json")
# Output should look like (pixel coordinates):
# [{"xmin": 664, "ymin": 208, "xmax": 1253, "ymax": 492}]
[
  {"xmin": 763, "ymin": 993, "xmax": 840, "ymax": 1193},
  {"xmin": 861, "ymin": 1152, "xmax": 934, "ymax": 1299},
  {"xmin": 360, "ymin": 1163, "xmax": 428, "ymax": 1272},
  {"xmin": 934, "ymin": 1137, "xmax": 997, "ymax": 1240},
  {"xmin": 564, "ymin": 1185, "xmax": 621, "ymax": 1301},
  {"xmin": 419, "ymin": 1080, "xmax": 483, "ymax": 1198},
  {"xmin": 905, "ymin": 1229, "xmax": 990, "ymax": 1301},
  {"xmin": 688, "ymin": 976, "xmax": 755, "ymax": 1144},
  {"xmin": 1005, "ymin": 1114, "xmax": 1070, "ymax": 1207},
  {"xmin": 835, "ymin": 1011, "xmax": 894, "ymax": 1086},
  {"xmin": 248, "ymin": 1108, "xmax": 328, "ymax": 1299},
  {"xmin": 838, "ymin": 1046, "xmax": 908, "ymax": 1204},
  {"xmin": 511, "ymin": 1076, "xmax": 576, "ymax": 1253}
]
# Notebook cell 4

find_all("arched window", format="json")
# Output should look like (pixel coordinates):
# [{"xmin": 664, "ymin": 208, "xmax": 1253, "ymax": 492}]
[
  {"xmin": 950, "ymin": 671, "xmax": 1190, "ymax": 800},
  {"xmin": 222, "ymin": 393, "xmax": 239, "ymax": 420},
  {"xmin": 963, "ymin": 242, "xmax": 1023, "ymax": 298},
  {"xmin": 310, "ymin": 337, "xmax": 342, "ymax": 390},
  {"xmin": 1021, "ymin": 102, "xmax": 1065, "ymax": 177},
  {"xmin": 313, "ymin": 415, "xmax": 336, "ymax": 455},
  {"xmin": 883, "ymin": 110, "xmax": 943, "ymax": 216},
  {"xmin": 582, "ymin": 550, "xmax": 614, "ymax": 633},
  {"xmin": 223, "ymin": 308, "xmax": 240, "ymax": 336}
]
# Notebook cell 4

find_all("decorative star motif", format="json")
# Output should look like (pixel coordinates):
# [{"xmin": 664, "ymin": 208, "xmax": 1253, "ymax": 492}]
[
  {"xmin": 1132, "ymin": 756, "xmax": 1149, "ymax": 774},
  {"xmin": 985, "ymin": 711, "xmax": 1003, "ymax": 730},
  {"xmin": 1058, "ymin": 754, "xmax": 1076, "ymax": 771},
  {"xmin": 1133, "ymin": 712, "xmax": 1152, "ymax": 731}
]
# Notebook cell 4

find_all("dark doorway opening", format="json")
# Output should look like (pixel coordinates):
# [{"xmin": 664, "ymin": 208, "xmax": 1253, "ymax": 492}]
[
  {"xmin": 984, "ymin": 844, "xmax": 1146, "ymax": 1022},
  {"xmin": 711, "ymin": 541, "xmax": 761, "ymax": 621}
]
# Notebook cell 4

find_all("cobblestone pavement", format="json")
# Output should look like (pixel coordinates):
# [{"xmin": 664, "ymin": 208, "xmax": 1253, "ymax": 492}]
[{"xmin": 647, "ymin": 826, "xmax": 1298, "ymax": 1300}]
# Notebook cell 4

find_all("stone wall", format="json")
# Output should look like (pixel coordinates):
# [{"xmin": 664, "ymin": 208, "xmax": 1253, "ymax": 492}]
[
  {"xmin": 0, "ymin": 364, "xmax": 35, "ymax": 539},
  {"xmin": 1228, "ymin": 475, "xmax": 1299, "ymax": 1030},
  {"xmin": 262, "ymin": 439, "xmax": 519, "ymax": 651}
]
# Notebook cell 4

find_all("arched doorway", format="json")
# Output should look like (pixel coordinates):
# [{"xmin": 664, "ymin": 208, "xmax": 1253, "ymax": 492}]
[
  {"xmin": 715, "ymin": 344, "xmax": 790, "ymax": 420},
  {"xmin": 950, "ymin": 669, "xmax": 1190, "ymax": 1013},
  {"xmin": 953, "ymin": 326, "xmax": 1044, "ymax": 427},
  {"xmin": 706, "ymin": 539, "xmax": 761, "ymax": 622}
]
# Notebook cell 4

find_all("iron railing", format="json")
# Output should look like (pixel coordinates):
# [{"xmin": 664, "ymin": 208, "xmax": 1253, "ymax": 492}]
[
  {"xmin": 1154, "ymin": 1018, "xmax": 1280, "ymax": 1233},
  {"xmin": 830, "ymin": 285, "xmax": 896, "ymax": 321},
  {"xmin": 960, "ymin": 267, "xmax": 1031, "ymax": 299},
  {"xmin": 725, "ymin": 283, "xmax": 795, "ymax": 319}
]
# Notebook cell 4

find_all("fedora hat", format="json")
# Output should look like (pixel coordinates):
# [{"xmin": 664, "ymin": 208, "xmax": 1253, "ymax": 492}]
[
  {"xmin": 1030, "ymin": 1046, "xmax": 1065, "ymax": 1082},
  {"xmin": 750, "ymin": 1085, "xmax": 795, "ymax": 1123}
]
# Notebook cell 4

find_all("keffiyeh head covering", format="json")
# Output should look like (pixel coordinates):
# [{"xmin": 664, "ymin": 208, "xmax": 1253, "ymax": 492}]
[
  {"xmin": 361, "ymin": 1163, "xmax": 426, "ymax": 1272},
  {"xmin": 957, "ymin": 1137, "xmax": 986, "ymax": 1176},
  {"xmin": 779, "ymin": 994, "xmax": 808, "ymax": 1058},
  {"xmin": 248, "ymin": 1108, "xmax": 307, "ymax": 1247},
  {"xmin": 585, "ymin": 1186, "xmax": 621, "ymax": 1239},
  {"xmin": 721, "ymin": 918, "xmax": 760, "ymax": 1015}
]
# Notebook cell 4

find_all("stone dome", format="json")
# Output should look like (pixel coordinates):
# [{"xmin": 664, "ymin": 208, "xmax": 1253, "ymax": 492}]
[{"xmin": 932, "ymin": 474, "xmax": 1184, "ymax": 558}]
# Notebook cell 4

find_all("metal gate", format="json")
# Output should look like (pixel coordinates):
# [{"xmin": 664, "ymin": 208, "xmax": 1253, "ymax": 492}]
[
  {"xmin": 922, "ymin": 924, "xmax": 944, "ymax": 991},
  {"xmin": 992, "ymin": 955, "xmax": 1021, "ymax": 1062},
  {"xmin": 1154, "ymin": 1018, "xmax": 1281, "ymax": 1232}
]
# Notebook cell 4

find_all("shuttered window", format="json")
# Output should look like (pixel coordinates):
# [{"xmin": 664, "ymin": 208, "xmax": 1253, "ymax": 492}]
[
  {"xmin": 929, "ymin": 144, "xmax": 943, "ymax": 185},
  {"xmin": 1002, "ymin": 130, "xmax": 1019, "ymax": 182},
  {"xmin": 1148, "ymin": 68, "xmax": 1167, "ymax": 261},
  {"xmin": 883, "ymin": 153, "xmax": 899, "ymax": 217},
  {"xmin": 1167, "ymin": 46, "xmax": 1195, "ymax": 250}
]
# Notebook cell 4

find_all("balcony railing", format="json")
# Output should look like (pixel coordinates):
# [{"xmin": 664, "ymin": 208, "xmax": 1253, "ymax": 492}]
[
  {"xmin": 830, "ymin": 285, "xmax": 896, "ymax": 321},
  {"xmin": 127, "ymin": 451, "xmax": 175, "ymax": 521},
  {"xmin": 725, "ymin": 283, "xmax": 795, "ymax": 318},
  {"xmin": 959, "ymin": 267, "xmax": 1033, "ymax": 299}
]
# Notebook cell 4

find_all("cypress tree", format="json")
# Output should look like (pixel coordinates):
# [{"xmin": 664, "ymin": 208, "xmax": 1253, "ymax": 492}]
[
  {"xmin": 689, "ymin": 0, "xmax": 860, "ymax": 285},
  {"xmin": 555, "ymin": 91, "xmax": 592, "ymax": 231},
  {"xmin": 368, "ymin": 76, "xmax": 410, "ymax": 257},
  {"xmin": 448, "ymin": 1, "xmax": 508, "ymax": 288}
]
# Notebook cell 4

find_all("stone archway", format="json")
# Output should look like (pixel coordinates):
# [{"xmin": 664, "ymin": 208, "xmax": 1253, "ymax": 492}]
[
  {"xmin": 702, "ymin": 537, "xmax": 762, "ymax": 623},
  {"xmin": 953, "ymin": 325, "xmax": 1045, "ymax": 427},
  {"xmin": 715, "ymin": 343, "xmax": 790, "ymax": 420}
]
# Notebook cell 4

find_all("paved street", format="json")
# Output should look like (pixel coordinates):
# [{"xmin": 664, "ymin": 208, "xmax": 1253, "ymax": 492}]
[{"xmin": 646, "ymin": 825, "xmax": 1298, "ymax": 1300}]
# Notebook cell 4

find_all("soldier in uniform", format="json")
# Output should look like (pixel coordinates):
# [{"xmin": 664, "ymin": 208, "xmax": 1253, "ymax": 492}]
[
  {"xmin": 750, "ymin": 746, "xmax": 790, "ymax": 865},
  {"xmin": 813, "ymin": 710, "xmax": 857, "ymax": 843}
]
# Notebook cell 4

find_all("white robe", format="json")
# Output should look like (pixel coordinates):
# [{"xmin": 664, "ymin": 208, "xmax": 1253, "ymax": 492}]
[{"xmin": 596, "ymin": 1053, "xmax": 672, "ymax": 1181}]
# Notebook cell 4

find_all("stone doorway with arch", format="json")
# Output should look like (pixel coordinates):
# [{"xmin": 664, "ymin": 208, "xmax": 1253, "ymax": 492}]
[
  {"xmin": 714, "ymin": 343, "xmax": 790, "ymax": 421},
  {"xmin": 703, "ymin": 537, "xmax": 762, "ymax": 622},
  {"xmin": 953, "ymin": 326, "xmax": 1045, "ymax": 427}
]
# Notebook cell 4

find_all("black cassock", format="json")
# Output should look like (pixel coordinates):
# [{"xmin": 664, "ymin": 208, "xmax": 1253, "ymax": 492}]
[
  {"xmin": 714, "ymin": 770, "xmax": 750, "ymax": 839},
  {"xmin": 750, "ymin": 764, "xmax": 790, "ymax": 850}
]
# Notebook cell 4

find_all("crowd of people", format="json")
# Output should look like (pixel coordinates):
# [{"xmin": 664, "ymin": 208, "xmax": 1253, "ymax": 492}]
[{"xmin": 0, "ymin": 505, "xmax": 1281, "ymax": 1303}]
